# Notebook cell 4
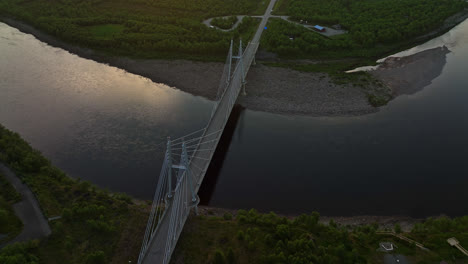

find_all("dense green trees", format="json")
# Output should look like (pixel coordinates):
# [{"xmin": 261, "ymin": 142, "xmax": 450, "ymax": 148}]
[
  {"xmin": 211, "ymin": 16, "xmax": 239, "ymax": 30},
  {"xmin": 265, "ymin": 0, "xmax": 467, "ymax": 60},
  {"xmin": 281, "ymin": 0, "xmax": 466, "ymax": 44},
  {"xmin": 0, "ymin": 241, "xmax": 40, "ymax": 264},
  {"xmin": 0, "ymin": 124, "xmax": 147, "ymax": 263},
  {"xmin": 0, "ymin": 0, "xmax": 264, "ymax": 60},
  {"xmin": 174, "ymin": 208, "xmax": 468, "ymax": 264},
  {"xmin": 0, "ymin": 173, "xmax": 22, "ymax": 243}
]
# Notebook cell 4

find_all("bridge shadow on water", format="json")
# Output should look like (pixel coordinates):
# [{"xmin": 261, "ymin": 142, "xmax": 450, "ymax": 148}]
[{"xmin": 198, "ymin": 104, "xmax": 244, "ymax": 205}]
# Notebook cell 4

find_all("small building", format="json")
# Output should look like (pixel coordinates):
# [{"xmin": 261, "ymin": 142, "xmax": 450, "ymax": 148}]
[{"xmin": 313, "ymin": 25, "xmax": 326, "ymax": 32}]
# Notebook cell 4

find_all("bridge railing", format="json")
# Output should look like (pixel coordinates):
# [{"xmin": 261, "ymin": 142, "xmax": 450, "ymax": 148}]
[{"xmin": 138, "ymin": 39, "xmax": 259, "ymax": 264}]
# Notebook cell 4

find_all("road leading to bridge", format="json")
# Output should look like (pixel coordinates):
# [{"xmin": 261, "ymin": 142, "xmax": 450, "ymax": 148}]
[{"xmin": 140, "ymin": 0, "xmax": 277, "ymax": 263}]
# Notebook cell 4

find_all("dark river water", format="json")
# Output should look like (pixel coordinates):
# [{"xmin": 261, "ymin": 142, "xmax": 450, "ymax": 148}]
[{"xmin": 1, "ymin": 21, "xmax": 467, "ymax": 217}]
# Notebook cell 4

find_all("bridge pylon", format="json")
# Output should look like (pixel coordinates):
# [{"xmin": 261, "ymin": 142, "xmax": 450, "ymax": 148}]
[
  {"xmin": 230, "ymin": 39, "xmax": 247, "ymax": 96},
  {"xmin": 138, "ymin": 136, "xmax": 202, "ymax": 264}
]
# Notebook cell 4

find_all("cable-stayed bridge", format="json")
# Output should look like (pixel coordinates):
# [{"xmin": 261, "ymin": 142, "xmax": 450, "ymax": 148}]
[{"xmin": 138, "ymin": 0, "xmax": 277, "ymax": 263}]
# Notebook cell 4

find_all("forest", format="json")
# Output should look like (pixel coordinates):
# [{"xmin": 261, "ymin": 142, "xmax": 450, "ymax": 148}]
[
  {"xmin": 0, "ymin": 172, "xmax": 22, "ymax": 245},
  {"xmin": 0, "ymin": 124, "xmax": 148, "ymax": 263},
  {"xmin": 173, "ymin": 209, "xmax": 468, "ymax": 264},
  {"xmin": 0, "ymin": 0, "xmax": 466, "ymax": 62},
  {"xmin": 266, "ymin": 0, "xmax": 467, "ymax": 59},
  {"xmin": 211, "ymin": 16, "xmax": 239, "ymax": 30},
  {"xmin": 0, "ymin": 0, "xmax": 266, "ymax": 60}
]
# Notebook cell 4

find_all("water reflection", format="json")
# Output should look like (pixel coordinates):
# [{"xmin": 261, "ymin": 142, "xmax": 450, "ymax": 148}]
[
  {"xmin": 199, "ymin": 104, "xmax": 244, "ymax": 204},
  {"xmin": 0, "ymin": 23, "xmax": 213, "ymax": 198},
  {"xmin": 1, "ymin": 21, "xmax": 467, "ymax": 217},
  {"xmin": 207, "ymin": 20, "xmax": 468, "ymax": 217}
]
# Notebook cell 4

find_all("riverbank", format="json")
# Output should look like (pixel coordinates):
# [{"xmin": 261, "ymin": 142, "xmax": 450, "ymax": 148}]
[
  {"xmin": 197, "ymin": 206, "xmax": 425, "ymax": 232},
  {"xmin": 0, "ymin": 17, "xmax": 379, "ymax": 116},
  {"xmin": 1, "ymin": 15, "xmax": 466, "ymax": 117},
  {"xmin": 372, "ymin": 46, "xmax": 451, "ymax": 96}
]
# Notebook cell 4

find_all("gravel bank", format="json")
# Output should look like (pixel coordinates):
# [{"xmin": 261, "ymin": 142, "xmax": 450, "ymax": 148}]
[
  {"xmin": 1, "ymin": 16, "xmax": 461, "ymax": 117},
  {"xmin": 371, "ymin": 46, "xmax": 450, "ymax": 96},
  {"xmin": 240, "ymin": 64, "xmax": 377, "ymax": 116},
  {"xmin": 0, "ymin": 17, "xmax": 376, "ymax": 117}
]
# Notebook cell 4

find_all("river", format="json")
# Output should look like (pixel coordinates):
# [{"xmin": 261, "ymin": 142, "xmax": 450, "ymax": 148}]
[{"xmin": 0, "ymin": 21, "xmax": 467, "ymax": 217}]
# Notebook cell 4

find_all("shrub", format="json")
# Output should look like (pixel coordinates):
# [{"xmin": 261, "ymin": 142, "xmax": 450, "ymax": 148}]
[
  {"xmin": 237, "ymin": 230, "xmax": 245, "ymax": 241},
  {"xmin": 247, "ymin": 240, "xmax": 256, "ymax": 251},
  {"xmin": 275, "ymin": 224, "xmax": 290, "ymax": 240},
  {"xmin": 213, "ymin": 249, "xmax": 226, "ymax": 264},
  {"xmin": 226, "ymin": 247, "xmax": 235, "ymax": 264},
  {"xmin": 85, "ymin": 251, "xmax": 107, "ymax": 264},
  {"xmin": 394, "ymin": 223, "xmax": 402, "ymax": 234},
  {"xmin": 223, "ymin": 213, "xmax": 233, "ymax": 221}
]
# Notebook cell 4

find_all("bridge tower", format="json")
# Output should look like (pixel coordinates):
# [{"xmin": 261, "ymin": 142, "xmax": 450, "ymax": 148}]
[
  {"xmin": 137, "ymin": 136, "xmax": 201, "ymax": 264},
  {"xmin": 231, "ymin": 39, "xmax": 247, "ymax": 95}
]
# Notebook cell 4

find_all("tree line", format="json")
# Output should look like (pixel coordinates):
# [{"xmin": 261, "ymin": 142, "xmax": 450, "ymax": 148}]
[
  {"xmin": 264, "ymin": 0, "xmax": 467, "ymax": 59},
  {"xmin": 0, "ymin": 0, "xmax": 264, "ymax": 60}
]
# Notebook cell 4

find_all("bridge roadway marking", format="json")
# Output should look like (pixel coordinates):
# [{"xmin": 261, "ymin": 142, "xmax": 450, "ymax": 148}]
[{"xmin": 141, "ymin": 0, "xmax": 278, "ymax": 262}]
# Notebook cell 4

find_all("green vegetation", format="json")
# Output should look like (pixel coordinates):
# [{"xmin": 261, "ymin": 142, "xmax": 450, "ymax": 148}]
[
  {"xmin": 0, "ymin": 172, "xmax": 22, "ymax": 244},
  {"xmin": 1, "ymin": 124, "xmax": 468, "ymax": 263},
  {"xmin": 260, "ymin": 0, "xmax": 467, "ymax": 106},
  {"xmin": 212, "ymin": 16, "xmax": 239, "ymax": 30},
  {"xmin": 261, "ymin": 0, "xmax": 467, "ymax": 103},
  {"xmin": 0, "ymin": 240, "xmax": 40, "ymax": 264},
  {"xmin": 0, "ymin": 124, "xmax": 148, "ymax": 263},
  {"xmin": 173, "ymin": 209, "xmax": 468, "ymax": 264},
  {"xmin": 271, "ymin": 0, "xmax": 467, "ymax": 58},
  {"xmin": 0, "ymin": 0, "xmax": 265, "ymax": 60},
  {"xmin": 88, "ymin": 24, "xmax": 125, "ymax": 40}
]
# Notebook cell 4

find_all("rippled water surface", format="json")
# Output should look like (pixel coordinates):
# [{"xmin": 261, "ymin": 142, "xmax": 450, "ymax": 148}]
[
  {"xmin": 1, "ymin": 21, "xmax": 467, "ymax": 217},
  {"xmin": 0, "ymin": 23, "xmax": 212, "ymax": 197}
]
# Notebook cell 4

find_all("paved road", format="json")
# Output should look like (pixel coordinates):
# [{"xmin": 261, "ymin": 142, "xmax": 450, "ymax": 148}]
[
  {"xmin": 140, "ymin": 0, "xmax": 277, "ymax": 263},
  {"xmin": 202, "ymin": 16, "xmax": 247, "ymax": 32},
  {"xmin": 202, "ymin": 13, "xmax": 347, "ymax": 37},
  {"xmin": 0, "ymin": 163, "xmax": 51, "ymax": 247}
]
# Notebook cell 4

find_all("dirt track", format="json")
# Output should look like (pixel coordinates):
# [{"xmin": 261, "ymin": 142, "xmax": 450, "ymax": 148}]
[{"xmin": 0, "ymin": 164, "xmax": 51, "ymax": 247}]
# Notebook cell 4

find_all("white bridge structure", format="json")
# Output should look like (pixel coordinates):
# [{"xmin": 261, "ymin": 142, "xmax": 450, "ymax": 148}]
[{"xmin": 138, "ymin": 0, "xmax": 277, "ymax": 263}]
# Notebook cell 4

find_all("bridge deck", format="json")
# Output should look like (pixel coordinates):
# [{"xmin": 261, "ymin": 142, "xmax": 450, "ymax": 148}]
[{"xmin": 141, "ymin": 0, "xmax": 277, "ymax": 262}]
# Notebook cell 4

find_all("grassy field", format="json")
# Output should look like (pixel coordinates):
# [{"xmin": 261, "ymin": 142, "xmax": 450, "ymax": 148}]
[
  {"xmin": 0, "ymin": 0, "xmax": 266, "ymax": 60},
  {"xmin": 0, "ymin": 173, "xmax": 22, "ymax": 244}
]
